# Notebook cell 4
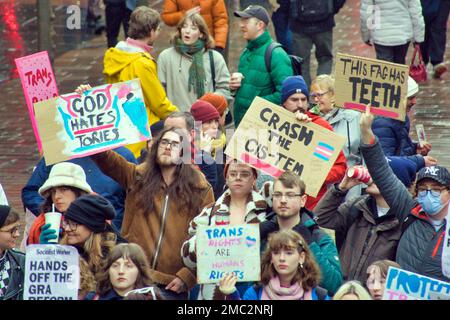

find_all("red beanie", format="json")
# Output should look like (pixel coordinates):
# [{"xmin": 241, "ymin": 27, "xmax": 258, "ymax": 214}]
[
  {"xmin": 199, "ymin": 93, "xmax": 228, "ymax": 116},
  {"xmin": 190, "ymin": 100, "xmax": 220, "ymax": 123}
]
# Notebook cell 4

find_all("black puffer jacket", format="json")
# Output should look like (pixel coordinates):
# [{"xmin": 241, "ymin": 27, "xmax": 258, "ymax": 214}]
[{"xmin": 1, "ymin": 249, "xmax": 25, "ymax": 300}]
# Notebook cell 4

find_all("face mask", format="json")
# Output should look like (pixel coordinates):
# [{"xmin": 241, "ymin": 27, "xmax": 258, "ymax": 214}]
[{"xmin": 418, "ymin": 192, "xmax": 445, "ymax": 216}]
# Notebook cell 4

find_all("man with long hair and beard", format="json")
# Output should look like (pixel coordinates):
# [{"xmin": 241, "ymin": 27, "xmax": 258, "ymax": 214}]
[{"xmin": 92, "ymin": 127, "xmax": 215, "ymax": 299}]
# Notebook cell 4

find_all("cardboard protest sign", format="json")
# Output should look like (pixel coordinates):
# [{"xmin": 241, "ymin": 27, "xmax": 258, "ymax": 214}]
[
  {"xmin": 15, "ymin": 51, "xmax": 59, "ymax": 152},
  {"xmin": 24, "ymin": 245, "xmax": 79, "ymax": 300},
  {"xmin": 334, "ymin": 53, "xmax": 409, "ymax": 121},
  {"xmin": 225, "ymin": 96, "xmax": 346, "ymax": 197},
  {"xmin": 34, "ymin": 79, "xmax": 151, "ymax": 165},
  {"xmin": 382, "ymin": 266, "xmax": 450, "ymax": 300},
  {"xmin": 415, "ymin": 124, "xmax": 427, "ymax": 148},
  {"xmin": 197, "ymin": 224, "xmax": 260, "ymax": 284}
]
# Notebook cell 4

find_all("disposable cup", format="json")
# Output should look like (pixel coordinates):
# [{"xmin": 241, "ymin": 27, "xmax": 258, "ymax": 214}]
[{"xmin": 44, "ymin": 212, "xmax": 62, "ymax": 243}]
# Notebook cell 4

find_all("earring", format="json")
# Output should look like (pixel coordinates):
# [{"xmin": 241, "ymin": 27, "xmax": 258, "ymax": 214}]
[{"xmin": 299, "ymin": 262, "xmax": 303, "ymax": 269}]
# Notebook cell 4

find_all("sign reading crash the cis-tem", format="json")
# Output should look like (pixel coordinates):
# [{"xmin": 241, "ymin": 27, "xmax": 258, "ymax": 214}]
[{"xmin": 334, "ymin": 53, "xmax": 408, "ymax": 122}]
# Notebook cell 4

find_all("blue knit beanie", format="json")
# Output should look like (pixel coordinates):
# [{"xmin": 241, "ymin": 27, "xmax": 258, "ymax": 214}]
[
  {"xmin": 386, "ymin": 157, "xmax": 418, "ymax": 188},
  {"xmin": 281, "ymin": 76, "xmax": 309, "ymax": 104}
]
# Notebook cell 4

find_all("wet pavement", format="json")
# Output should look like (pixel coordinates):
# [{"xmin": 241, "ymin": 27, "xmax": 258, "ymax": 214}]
[{"xmin": 0, "ymin": 0, "xmax": 449, "ymax": 214}]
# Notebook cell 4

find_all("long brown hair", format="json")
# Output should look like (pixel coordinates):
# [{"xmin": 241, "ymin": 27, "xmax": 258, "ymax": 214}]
[
  {"xmin": 40, "ymin": 186, "xmax": 87, "ymax": 213},
  {"xmin": 96, "ymin": 243, "xmax": 154, "ymax": 296},
  {"xmin": 172, "ymin": 13, "xmax": 215, "ymax": 49},
  {"xmin": 261, "ymin": 230, "xmax": 321, "ymax": 291},
  {"xmin": 78, "ymin": 256, "xmax": 96, "ymax": 300},
  {"xmin": 139, "ymin": 127, "xmax": 207, "ymax": 216}
]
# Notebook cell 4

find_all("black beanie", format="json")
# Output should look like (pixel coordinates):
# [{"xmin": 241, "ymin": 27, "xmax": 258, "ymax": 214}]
[
  {"xmin": 65, "ymin": 194, "xmax": 116, "ymax": 233},
  {"xmin": 0, "ymin": 205, "xmax": 11, "ymax": 228}
]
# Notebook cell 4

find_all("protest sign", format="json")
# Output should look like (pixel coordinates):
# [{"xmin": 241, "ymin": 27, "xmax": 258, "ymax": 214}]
[
  {"xmin": 197, "ymin": 224, "xmax": 260, "ymax": 284},
  {"xmin": 334, "ymin": 53, "xmax": 409, "ymax": 121},
  {"xmin": 225, "ymin": 96, "xmax": 345, "ymax": 197},
  {"xmin": 15, "ymin": 51, "xmax": 59, "ymax": 152},
  {"xmin": 34, "ymin": 79, "xmax": 151, "ymax": 165},
  {"xmin": 382, "ymin": 266, "xmax": 450, "ymax": 300},
  {"xmin": 24, "ymin": 245, "xmax": 79, "ymax": 300},
  {"xmin": 415, "ymin": 124, "xmax": 427, "ymax": 148}
]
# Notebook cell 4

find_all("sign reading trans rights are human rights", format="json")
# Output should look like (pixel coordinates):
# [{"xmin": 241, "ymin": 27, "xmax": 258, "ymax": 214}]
[
  {"xmin": 34, "ymin": 79, "xmax": 150, "ymax": 165},
  {"xmin": 225, "ymin": 97, "xmax": 345, "ymax": 197}
]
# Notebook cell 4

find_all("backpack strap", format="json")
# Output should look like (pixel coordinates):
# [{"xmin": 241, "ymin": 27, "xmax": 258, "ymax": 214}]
[
  {"xmin": 265, "ymin": 42, "xmax": 282, "ymax": 73},
  {"xmin": 209, "ymin": 50, "xmax": 216, "ymax": 91}
]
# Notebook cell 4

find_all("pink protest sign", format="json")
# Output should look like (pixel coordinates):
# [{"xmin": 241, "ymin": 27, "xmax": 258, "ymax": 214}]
[{"xmin": 15, "ymin": 51, "xmax": 59, "ymax": 152}]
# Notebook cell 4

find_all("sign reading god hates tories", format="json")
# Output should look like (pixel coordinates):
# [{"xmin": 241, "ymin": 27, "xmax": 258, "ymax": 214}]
[
  {"xmin": 15, "ymin": 51, "xmax": 59, "ymax": 153},
  {"xmin": 225, "ymin": 97, "xmax": 345, "ymax": 197},
  {"xmin": 34, "ymin": 79, "xmax": 151, "ymax": 165},
  {"xmin": 382, "ymin": 266, "xmax": 450, "ymax": 300},
  {"xmin": 197, "ymin": 224, "xmax": 260, "ymax": 284},
  {"xmin": 334, "ymin": 53, "xmax": 409, "ymax": 121},
  {"xmin": 24, "ymin": 245, "xmax": 79, "ymax": 300}
]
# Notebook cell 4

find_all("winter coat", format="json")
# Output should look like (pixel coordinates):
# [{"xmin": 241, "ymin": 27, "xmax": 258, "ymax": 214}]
[
  {"xmin": 181, "ymin": 189, "xmax": 268, "ymax": 300},
  {"xmin": 305, "ymin": 112, "xmax": 347, "ymax": 211},
  {"xmin": 323, "ymin": 108, "xmax": 362, "ymax": 167},
  {"xmin": 227, "ymin": 285, "xmax": 330, "ymax": 300},
  {"xmin": 103, "ymin": 41, "xmax": 178, "ymax": 157},
  {"xmin": 289, "ymin": 0, "xmax": 346, "ymax": 34},
  {"xmin": 92, "ymin": 150, "xmax": 215, "ymax": 290},
  {"xmin": 233, "ymin": 31, "xmax": 293, "ymax": 127},
  {"xmin": 259, "ymin": 210, "xmax": 343, "ymax": 294},
  {"xmin": 157, "ymin": 47, "xmax": 231, "ymax": 112},
  {"xmin": 98, "ymin": 289, "xmax": 124, "ymax": 300},
  {"xmin": 161, "ymin": 0, "xmax": 229, "ymax": 48},
  {"xmin": 360, "ymin": 0, "xmax": 425, "ymax": 45},
  {"xmin": 0, "ymin": 249, "xmax": 25, "ymax": 300},
  {"xmin": 314, "ymin": 185, "xmax": 403, "ymax": 283},
  {"xmin": 372, "ymin": 115, "xmax": 417, "ymax": 156},
  {"xmin": 21, "ymin": 147, "xmax": 137, "ymax": 233},
  {"xmin": 361, "ymin": 138, "xmax": 449, "ymax": 282}
]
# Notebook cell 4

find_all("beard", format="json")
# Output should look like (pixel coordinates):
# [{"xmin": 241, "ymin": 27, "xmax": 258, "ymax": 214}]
[{"xmin": 156, "ymin": 153, "xmax": 176, "ymax": 167}]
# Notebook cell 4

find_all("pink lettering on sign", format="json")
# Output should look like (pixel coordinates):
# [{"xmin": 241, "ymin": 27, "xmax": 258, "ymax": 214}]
[{"xmin": 15, "ymin": 51, "xmax": 59, "ymax": 152}]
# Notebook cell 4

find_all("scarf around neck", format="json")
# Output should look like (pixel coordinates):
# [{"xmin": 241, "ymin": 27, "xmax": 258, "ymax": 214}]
[
  {"xmin": 261, "ymin": 276, "xmax": 310, "ymax": 300},
  {"xmin": 174, "ymin": 38, "xmax": 206, "ymax": 98}
]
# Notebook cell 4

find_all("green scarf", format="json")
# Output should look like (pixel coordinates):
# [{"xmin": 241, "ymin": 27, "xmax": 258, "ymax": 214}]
[{"xmin": 174, "ymin": 39, "xmax": 206, "ymax": 98}]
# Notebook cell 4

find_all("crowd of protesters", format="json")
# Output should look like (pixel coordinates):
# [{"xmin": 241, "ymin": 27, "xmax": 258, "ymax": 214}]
[{"xmin": 1, "ymin": 0, "xmax": 449, "ymax": 301}]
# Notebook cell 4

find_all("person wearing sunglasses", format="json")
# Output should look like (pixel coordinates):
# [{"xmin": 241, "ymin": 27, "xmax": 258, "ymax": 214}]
[
  {"xmin": 0, "ymin": 205, "xmax": 25, "ymax": 300},
  {"xmin": 359, "ymin": 104, "xmax": 450, "ymax": 282},
  {"xmin": 182, "ymin": 159, "xmax": 268, "ymax": 300}
]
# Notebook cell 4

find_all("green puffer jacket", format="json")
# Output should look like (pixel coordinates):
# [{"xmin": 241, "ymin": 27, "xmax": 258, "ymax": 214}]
[{"xmin": 233, "ymin": 31, "xmax": 293, "ymax": 127}]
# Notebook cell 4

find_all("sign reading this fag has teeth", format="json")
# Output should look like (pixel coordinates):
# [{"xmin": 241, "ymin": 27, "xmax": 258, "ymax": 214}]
[{"xmin": 334, "ymin": 53, "xmax": 409, "ymax": 122}]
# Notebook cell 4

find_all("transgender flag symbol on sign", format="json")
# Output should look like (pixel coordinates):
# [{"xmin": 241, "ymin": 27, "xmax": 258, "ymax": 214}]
[{"xmin": 313, "ymin": 142, "xmax": 335, "ymax": 161}]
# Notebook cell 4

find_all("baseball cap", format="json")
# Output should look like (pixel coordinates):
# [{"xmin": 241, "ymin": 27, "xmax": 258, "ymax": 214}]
[
  {"xmin": 234, "ymin": 5, "xmax": 270, "ymax": 25},
  {"xmin": 416, "ymin": 166, "xmax": 450, "ymax": 187}
]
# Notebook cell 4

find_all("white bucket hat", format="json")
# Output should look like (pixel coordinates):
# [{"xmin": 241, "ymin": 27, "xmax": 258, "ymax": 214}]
[
  {"xmin": 38, "ymin": 162, "xmax": 93, "ymax": 196},
  {"xmin": 407, "ymin": 76, "xmax": 419, "ymax": 98}
]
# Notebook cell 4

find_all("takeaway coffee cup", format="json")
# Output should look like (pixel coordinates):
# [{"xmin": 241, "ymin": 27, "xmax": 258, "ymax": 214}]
[
  {"xmin": 231, "ymin": 72, "xmax": 244, "ymax": 83},
  {"xmin": 347, "ymin": 167, "xmax": 372, "ymax": 185},
  {"xmin": 44, "ymin": 212, "xmax": 62, "ymax": 243}
]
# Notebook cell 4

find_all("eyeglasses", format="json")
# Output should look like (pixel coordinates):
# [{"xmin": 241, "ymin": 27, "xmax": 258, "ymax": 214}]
[
  {"xmin": 159, "ymin": 138, "xmax": 181, "ymax": 150},
  {"xmin": 227, "ymin": 171, "xmax": 253, "ymax": 180},
  {"xmin": 273, "ymin": 192, "xmax": 303, "ymax": 200},
  {"xmin": 417, "ymin": 187, "xmax": 448, "ymax": 197},
  {"xmin": 0, "ymin": 225, "xmax": 21, "ymax": 236},
  {"xmin": 62, "ymin": 219, "xmax": 78, "ymax": 231},
  {"xmin": 310, "ymin": 91, "xmax": 329, "ymax": 99}
]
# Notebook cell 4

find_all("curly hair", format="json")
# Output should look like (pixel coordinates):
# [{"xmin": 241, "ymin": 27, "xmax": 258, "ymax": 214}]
[
  {"xmin": 78, "ymin": 256, "xmax": 96, "ymax": 299},
  {"xmin": 96, "ymin": 243, "xmax": 154, "ymax": 296},
  {"xmin": 260, "ymin": 230, "xmax": 321, "ymax": 291}
]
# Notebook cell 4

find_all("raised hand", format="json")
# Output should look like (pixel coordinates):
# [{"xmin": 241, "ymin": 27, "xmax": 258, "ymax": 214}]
[
  {"xmin": 360, "ymin": 104, "xmax": 375, "ymax": 144},
  {"xmin": 219, "ymin": 273, "xmax": 238, "ymax": 295}
]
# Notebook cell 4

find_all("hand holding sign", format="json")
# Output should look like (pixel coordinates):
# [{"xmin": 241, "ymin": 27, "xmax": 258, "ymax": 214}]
[
  {"xmin": 360, "ymin": 104, "xmax": 376, "ymax": 145},
  {"xmin": 219, "ymin": 273, "xmax": 238, "ymax": 295}
]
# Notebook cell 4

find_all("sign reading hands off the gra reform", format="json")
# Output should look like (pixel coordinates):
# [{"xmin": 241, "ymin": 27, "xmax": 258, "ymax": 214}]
[
  {"xmin": 34, "ymin": 79, "xmax": 151, "ymax": 165},
  {"xmin": 382, "ymin": 266, "xmax": 450, "ymax": 300},
  {"xmin": 197, "ymin": 224, "xmax": 260, "ymax": 284},
  {"xmin": 225, "ymin": 97, "xmax": 345, "ymax": 197},
  {"xmin": 24, "ymin": 245, "xmax": 79, "ymax": 300},
  {"xmin": 15, "ymin": 51, "xmax": 59, "ymax": 153},
  {"xmin": 334, "ymin": 53, "xmax": 409, "ymax": 121}
]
